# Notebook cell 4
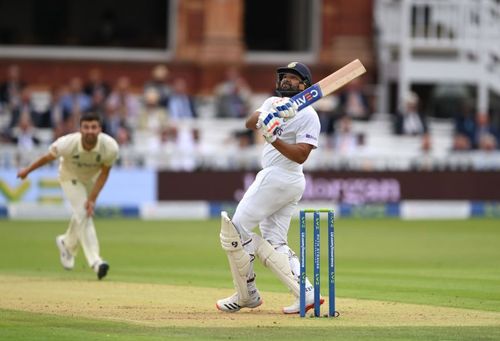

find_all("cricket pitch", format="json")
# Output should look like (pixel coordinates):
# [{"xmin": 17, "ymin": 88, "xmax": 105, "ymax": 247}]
[{"xmin": 1, "ymin": 274, "xmax": 499, "ymax": 328}]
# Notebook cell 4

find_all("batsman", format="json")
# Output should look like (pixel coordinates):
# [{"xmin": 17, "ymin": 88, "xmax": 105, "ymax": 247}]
[{"xmin": 217, "ymin": 62, "xmax": 323, "ymax": 314}]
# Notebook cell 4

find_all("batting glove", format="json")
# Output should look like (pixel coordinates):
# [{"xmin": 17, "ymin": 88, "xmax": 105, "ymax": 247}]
[
  {"xmin": 272, "ymin": 97, "xmax": 298, "ymax": 119},
  {"xmin": 256, "ymin": 111, "xmax": 281, "ymax": 143}
]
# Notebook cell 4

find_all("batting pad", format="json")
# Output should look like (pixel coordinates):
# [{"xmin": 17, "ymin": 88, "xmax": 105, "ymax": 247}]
[
  {"xmin": 219, "ymin": 211, "xmax": 252, "ymax": 304},
  {"xmin": 253, "ymin": 234, "xmax": 300, "ymax": 297}
]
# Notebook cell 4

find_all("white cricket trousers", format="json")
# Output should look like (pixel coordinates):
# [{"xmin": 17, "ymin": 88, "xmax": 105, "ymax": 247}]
[
  {"xmin": 60, "ymin": 179, "xmax": 103, "ymax": 269},
  {"xmin": 232, "ymin": 166, "xmax": 305, "ymax": 245},
  {"xmin": 231, "ymin": 166, "xmax": 313, "ymax": 295}
]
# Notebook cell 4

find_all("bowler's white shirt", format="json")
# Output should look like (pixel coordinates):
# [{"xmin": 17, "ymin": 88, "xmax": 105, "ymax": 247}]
[
  {"xmin": 256, "ymin": 96, "xmax": 321, "ymax": 172},
  {"xmin": 49, "ymin": 132, "xmax": 119, "ymax": 183}
]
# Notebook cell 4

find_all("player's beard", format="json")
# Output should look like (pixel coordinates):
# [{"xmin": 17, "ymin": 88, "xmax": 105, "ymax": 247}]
[
  {"xmin": 82, "ymin": 133, "xmax": 98, "ymax": 149},
  {"xmin": 277, "ymin": 80, "xmax": 300, "ymax": 97}
]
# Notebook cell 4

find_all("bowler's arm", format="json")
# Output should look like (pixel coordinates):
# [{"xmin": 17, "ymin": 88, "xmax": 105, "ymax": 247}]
[{"xmin": 17, "ymin": 153, "xmax": 57, "ymax": 179}]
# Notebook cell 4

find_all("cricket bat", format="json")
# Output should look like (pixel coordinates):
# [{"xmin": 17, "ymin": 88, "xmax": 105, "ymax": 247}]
[{"xmin": 291, "ymin": 59, "xmax": 366, "ymax": 111}]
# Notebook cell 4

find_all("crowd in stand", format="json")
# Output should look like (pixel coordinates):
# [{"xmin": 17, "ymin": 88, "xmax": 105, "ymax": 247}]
[
  {"xmin": 0, "ymin": 63, "xmax": 254, "ymax": 170},
  {"xmin": 1, "ymin": 63, "xmax": 500, "ymax": 171}
]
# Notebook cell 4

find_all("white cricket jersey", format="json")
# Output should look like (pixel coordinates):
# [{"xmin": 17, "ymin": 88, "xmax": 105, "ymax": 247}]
[
  {"xmin": 49, "ymin": 132, "xmax": 119, "ymax": 182},
  {"xmin": 257, "ymin": 96, "xmax": 321, "ymax": 172}
]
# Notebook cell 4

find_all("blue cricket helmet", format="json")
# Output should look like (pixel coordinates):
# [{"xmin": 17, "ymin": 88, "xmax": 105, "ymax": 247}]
[{"xmin": 276, "ymin": 62, "xmax": 313, "ymax": 97}]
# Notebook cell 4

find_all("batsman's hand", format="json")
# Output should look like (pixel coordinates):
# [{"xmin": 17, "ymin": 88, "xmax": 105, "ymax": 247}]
[
  {"xmin": 272, "ymin": 97, "xmax": 298, "ymax": 119},
  {"xmin": 256, "ymin": 111, "xmax": 281, "ymax": 143}
]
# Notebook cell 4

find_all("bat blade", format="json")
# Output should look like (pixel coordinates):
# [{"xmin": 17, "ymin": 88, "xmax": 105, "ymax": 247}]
[{"xmin": 291, "ymin": 59, "xmax": 366, "ymax": 111}]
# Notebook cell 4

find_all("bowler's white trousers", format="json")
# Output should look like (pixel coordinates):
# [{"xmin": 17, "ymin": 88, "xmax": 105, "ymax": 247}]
[
  {"xmin": 232, "ymin": 166, "xmax": 305, "ymax": 245},
  {"xmin": 60, "ymin": 179, "xmax": 103, "ymax": 269}
]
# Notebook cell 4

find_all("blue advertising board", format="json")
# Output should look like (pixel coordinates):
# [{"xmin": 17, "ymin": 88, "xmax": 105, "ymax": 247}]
[{"xmin": 0, "ymin": 168, "xmax": 156, "ymax": 206}]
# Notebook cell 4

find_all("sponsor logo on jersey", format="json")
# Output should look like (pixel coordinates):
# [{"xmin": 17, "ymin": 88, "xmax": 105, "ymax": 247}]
[
  {"xmin": 305, "ymin": 133, "xmax": 317, "ymax": 141},
  {"xmin": 76, "ymin": 162, "xmax": 99, "ymax": 168}
]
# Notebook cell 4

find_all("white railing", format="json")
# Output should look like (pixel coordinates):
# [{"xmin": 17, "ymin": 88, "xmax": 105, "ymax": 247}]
[
  {"xmin": 377, "ymin": 0, "xmax": 499, "ymax": 51},
  {"xmin": 3, "ymin": 143, "xmax": 500, "ymax": 171},
  {"xmin": 2, "ymin": 115, "xmax": 499, "ymax": 172},
  {"xmin": 375, "ymin": 0, "xmax": 500, "ymax": 111}
]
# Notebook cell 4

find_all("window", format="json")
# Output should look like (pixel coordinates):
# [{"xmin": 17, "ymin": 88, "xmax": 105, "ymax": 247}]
[
  {"xmin": 244, "ymin": 0, "xmax": 319, "ymax": 63},
  {"xmin": 0, "ymin": 0, "xmax": 174, "ymax": 61}
]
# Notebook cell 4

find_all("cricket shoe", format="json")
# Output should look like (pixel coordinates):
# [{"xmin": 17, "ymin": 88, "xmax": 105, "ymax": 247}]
[
  {"xmin": 282, "ymin": 291, "xmax": 325, "ymax": 314},
  {"xmin": 96, "ymin": 262, "xmax": 110, "ymax": 280},
  {"xmin": 56, "ymin": 235, "xmax": 74, "ymax": 270},
  {"xmin": 216, "ymin": 290, "xmax": 262, "ymax": 313}
]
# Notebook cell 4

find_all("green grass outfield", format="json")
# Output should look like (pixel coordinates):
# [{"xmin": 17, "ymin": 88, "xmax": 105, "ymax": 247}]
[{"xmin": 1, "ymin": 218, "xmax": 499, "ymax": 340}]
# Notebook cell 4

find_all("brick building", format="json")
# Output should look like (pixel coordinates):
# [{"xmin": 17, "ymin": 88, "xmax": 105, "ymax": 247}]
[{"xmin": 0, "ymin": 0, "xmax": 375, "ymax": 94}]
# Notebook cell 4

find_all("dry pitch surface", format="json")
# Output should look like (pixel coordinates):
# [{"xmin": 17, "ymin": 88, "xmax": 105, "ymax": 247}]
[{"xmin": 1, "ymin": 274, "xmax": 499, "ymax": 327}]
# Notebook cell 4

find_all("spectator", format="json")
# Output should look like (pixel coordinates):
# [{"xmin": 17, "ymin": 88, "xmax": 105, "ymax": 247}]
[
  {"xmin": 46, "ymin": 86, "xmax": 70, "ymax": 140},
  {"xmin": 490, "ymin": 108, "xmax": 500, "ymax": 146},
  {"xmin": 142, "ymin": 124, "xmax": 168, "ymax": 169},
  {"xmin": 167, "ymin": 78, "xmax": 197, "ymax": 120},
  {"xmin": 0, "ymin": 64, "xmax": 26, "ymax": 110},
  {"xmin": 454, "ymin": 99, "xmax": 476, "ymax": 148},
  {"xmin": 337, "ymin": 77, "xmax": 371, "ymax": 120},
  {"xmin": 452, "ymin": 133, "xmax": 472, "ymax": 151},
  {"xmin": 421, "ymin": 133, "xmax": 432, "ymax": 153},
  {"xmin": 169, "ymin": 125, "xmax": 202, "ymax": 171},
  {"xmin": 333, "ymin": 115, "xmax": 361, "ymax": 156},
  {"xmin": 4, "ymin": 87, "xmax": 50, "ymax": 135},
  {"xmin": 137, "ymin": 87, "xmax": 169, "ymax": 132},
  {"xmin": 143, "ymin": 124, "xmax": 192, "ymax": 170},
  {"xmin": 59, "ymin": 77, "xmax": 92, "ymax": 130},
  {"xmin": 393, "ymin": 91, "xmax": 428, "ymax": 136},
  {"xmin": 115, "ymin": 125, "xmax": 132, "ymax": 146},
  {"xmin": 214, "ymin": 67, "xmax": 252, "ymax": 118},
  {"xmin": 144, "ymin": 64, "xmax": 171, "ymax": 107},
  {"xmin": 105, "ymin": 76, "xmax": 139, "ymax": 137},
  {"xmin": 478, "ymin": 133, "xmax": 498, "ymax": 151},
  {"xmin": 471, "ymin": 132, "xmax": 500, "ymax": 170},
  {"xmin": 84, "ymin": 68, "xmax": 111, "ymax": 99},
  {"xmin": 88, "ymin": 87, "xmax": 108, "ymax": 119},
  {"xmin": 226, "ymin": 129, "xmax": 261, "ymax": 170},
  {"xmin": 233, "ymin": 129, "xmax": 255, "ymax": 148},
  {"xmin": 9, "ymin": 112, "xmax": 40, "ymax": 150},
  {"xmin": 313, "ymin": 95, "xmax": 339, "ymax": 139},
  {"xmin": 475, "ymin": 113, "xmax": 498, "ymax": 150},
  {"xmin": 4, "ymin": 88, "xmax": 38, "ymax": 134},
  {"xmin": 102, "ymin": 109, "xmax": 131, "ymax": 143},
  {"xmin": 411, "ymin": 133, "xmax": 436, "ymax": 171}
]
